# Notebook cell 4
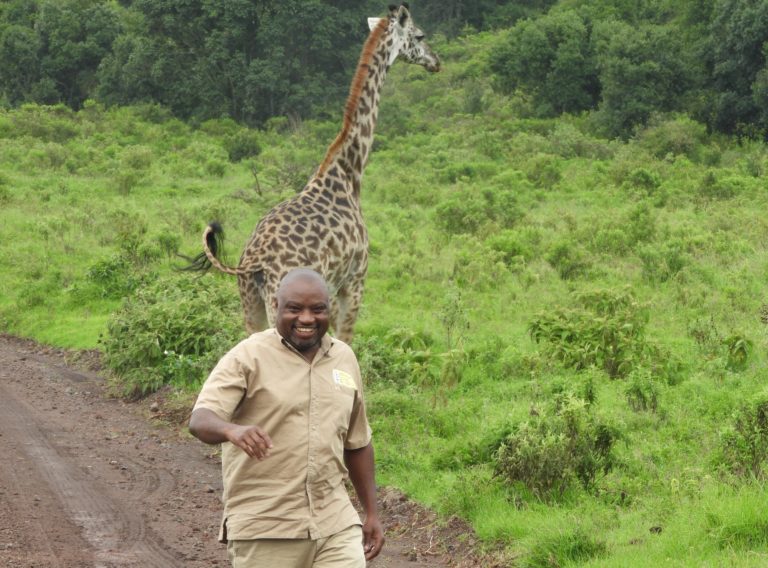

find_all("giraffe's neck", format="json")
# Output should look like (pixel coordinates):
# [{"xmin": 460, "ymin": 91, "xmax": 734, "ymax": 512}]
[{"xmin": 317, "ymin": 18, "xmax": 396, "ymax": 198}]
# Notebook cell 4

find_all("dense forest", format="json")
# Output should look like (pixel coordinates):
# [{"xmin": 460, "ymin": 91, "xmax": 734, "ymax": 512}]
[
  {"xmin": 3, "ymin": 1, "xmax": 768, "ymax": 567},
  {"xmin": 3, "ymin": 0, "xmax": 768, "ymax": 136}
]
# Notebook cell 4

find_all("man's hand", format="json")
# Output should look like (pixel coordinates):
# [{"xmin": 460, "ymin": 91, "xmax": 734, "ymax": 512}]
[
  {"xmin": 189, "ymin": 408, "xmax": 273, "ymax": 459},
  {"xmin": 362, "ymin": 515, "xmax": 385, "ymax": 561},
  {"xmin": 226, "ymin": 424, "xmax": 273, "ymax": 459}
]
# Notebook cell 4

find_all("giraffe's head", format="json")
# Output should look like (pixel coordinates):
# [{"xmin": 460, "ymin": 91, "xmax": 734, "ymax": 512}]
[{"xmin": 370, "ymin": 4, "xmax": 440, "ymax": 73}]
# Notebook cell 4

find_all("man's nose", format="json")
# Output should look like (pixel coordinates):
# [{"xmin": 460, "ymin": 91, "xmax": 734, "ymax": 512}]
[{"xmin": 298, "ymin": 309, "xmax": 315, "ymax": 323}]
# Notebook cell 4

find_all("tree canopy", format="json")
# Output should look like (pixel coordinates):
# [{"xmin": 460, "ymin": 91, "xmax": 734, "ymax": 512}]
[{"xmin": 1, "ymin": 0, "xmax": 768, "ymax": 136}]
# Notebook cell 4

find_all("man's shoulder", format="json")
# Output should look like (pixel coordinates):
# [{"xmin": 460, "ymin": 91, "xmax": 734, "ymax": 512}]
[
  {"xmin": 233, "ymin": 329, "xmax": 281, "ymax": 353},
  {"xmin": 328, "ymin": 335, "xmax": 354, "ymax": 354}
]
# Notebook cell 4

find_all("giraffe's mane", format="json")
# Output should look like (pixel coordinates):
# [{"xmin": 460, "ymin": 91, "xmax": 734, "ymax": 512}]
[{"xmin": 318, "ymin": 17, "xmax": 390, "ymax": 176}]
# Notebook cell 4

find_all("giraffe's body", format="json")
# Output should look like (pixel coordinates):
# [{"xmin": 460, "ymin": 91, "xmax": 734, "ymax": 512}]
[{"xmin": 190, "ymin": 4, "xmax": 440, "ymax": 343}]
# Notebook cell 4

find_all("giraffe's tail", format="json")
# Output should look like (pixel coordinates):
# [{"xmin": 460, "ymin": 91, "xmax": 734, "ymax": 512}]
[{"xmin": 179, "ymin": 222, "xmax": 242, "ymax": 276}]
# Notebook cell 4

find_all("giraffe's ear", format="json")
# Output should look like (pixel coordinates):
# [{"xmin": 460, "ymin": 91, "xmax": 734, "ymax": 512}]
[
  {"xmin": 367, "ymin": 17, "xmax": 382, "ymax": 31},
  {"xmin": 396, "ymin": 5, "xmax": 410, "ymax": 27}
]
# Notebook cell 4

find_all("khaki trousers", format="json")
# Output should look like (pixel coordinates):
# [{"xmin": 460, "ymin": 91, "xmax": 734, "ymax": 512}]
[{"xmin": 227, "ymin": 524, "xmax": 365, "ymax": 568}]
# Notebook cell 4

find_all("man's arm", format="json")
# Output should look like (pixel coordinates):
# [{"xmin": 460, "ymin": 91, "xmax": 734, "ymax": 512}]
[
  {"xmin": 344, "ymin": 442, "xmax": 384, "ymax": 561},
  {"xmin": 189, "ymin": 408, "xmax": 273, "ymax": 460}
]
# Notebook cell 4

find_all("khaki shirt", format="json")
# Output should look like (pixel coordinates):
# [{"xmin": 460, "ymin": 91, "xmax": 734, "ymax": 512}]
[{"xmin": 193, "ymin": 329, "xmax": 372, "ymax": 542}]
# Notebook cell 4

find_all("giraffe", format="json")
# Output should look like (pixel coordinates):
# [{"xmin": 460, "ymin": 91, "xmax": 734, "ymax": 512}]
[{"xmin": 186, "ymin": 4, "xmax": 440, "ymax": 343}]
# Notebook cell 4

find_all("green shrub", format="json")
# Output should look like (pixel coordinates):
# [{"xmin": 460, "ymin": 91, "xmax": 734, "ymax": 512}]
[
  {"xmin": 545, "ymin": 241, "xmax": 591, "ymax": 280},
  {"xmin": 114, "ymin": 170, "xmax": 142, "ymax": 196},
  {"xmin": 494, "ymin": 394, "xmax": 617, "ymax": 498},
  {"xmin": 717, "ymin": 394, "xmax": 768, "ymax": 480},
  {"xmin": 529, "ymin": 289, "xmax": 650, "ymax": 378},
  {"xmin": 206, "ymin": 159, "xmax": 227, "ymax": 177},
  {"xmin": 525, "ymin": 527, "xmax": 607, "ymax": 568},
  {"xmin": 625, "ymin": 369, "xmax": 661, "ymax": 412},
  {"xmin": 637, "ymin": 239, "xmax": 689, "ymax": 282},
  {"xmin": 723, "ymin": 333, "xmax": 754, "ymax": 372},
  {"xmin": 121, "ymin": 145, "xmax": 154, "ymax": 170},
  {"xmin": 525, "ymin": 153, "xmax": 562, "ymax": 189},
  {"xmin": 634, "ymin": 115, "xmax": 708, "ymax": 160},
  {"xmin": 224, "ymin": 129, "xmax": 262, "ymax": 162},
  {"xmin": 0, "ymin": 175, "xmax": 10, "ymax": 204},
  {"xmin": 101, "ymin": 276, "xmax": 242, "ymax": 398},
  {"xmin": 84, "ymin": 255, "xmax": 143, "ymax": 298},
  {"xmin": 353, "ymin": 328, "xmax": 434, "ymax": 388},
  {"xmin": 698, "ymin": 170, "xmax": 748, "ymax": 200},
  {"xmin": 485, "ymin": 230, "xmax": 532, "ymax": 266}
]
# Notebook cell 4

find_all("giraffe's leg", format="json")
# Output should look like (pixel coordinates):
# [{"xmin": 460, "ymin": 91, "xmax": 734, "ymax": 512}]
[
  {"xmin": 334, "ymin": 279, "xmax": 364, "ymax": 344},
  {"xmin": 329, "ymin": 299, "xmax": 341, "ymax": 337},
  {"xmin": 239, "ymin": 273, "xmax": 269, "ymax": 335}
]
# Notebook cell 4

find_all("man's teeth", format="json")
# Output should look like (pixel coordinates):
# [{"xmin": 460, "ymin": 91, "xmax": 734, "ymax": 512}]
[{"xmin": 296, "ymin": 327, "xmax": 314, "ymax": 333}]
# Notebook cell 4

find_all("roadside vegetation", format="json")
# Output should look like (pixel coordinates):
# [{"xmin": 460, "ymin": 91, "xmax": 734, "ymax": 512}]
[{"xmin": 3, "ymin": 2, "xmax": 768, "ymax": 566}]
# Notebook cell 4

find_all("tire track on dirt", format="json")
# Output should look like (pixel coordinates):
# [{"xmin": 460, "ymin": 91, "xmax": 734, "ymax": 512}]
[{"xmin": 0, "ymin": 351, "xmax": 183, "ymax": 567}]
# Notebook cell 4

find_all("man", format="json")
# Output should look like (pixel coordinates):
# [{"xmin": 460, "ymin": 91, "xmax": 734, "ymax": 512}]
[{"xmin": 189, "ymin": 268, "xmax": 384, "ymax": 567}]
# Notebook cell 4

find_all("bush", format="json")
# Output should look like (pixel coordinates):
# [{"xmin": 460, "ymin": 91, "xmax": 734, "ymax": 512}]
[
  {"xmin": 637, "ymin": 239, "xmax": 689, "ymax": 283},
  {"xmin": 545, "ymin": 241, "xmax": 590, "ymax": 280},
  {"xmin": 717, "ymin": 394, "xmax": 768, "ymax": 480},
  {"xmin": 353, "ymin": 328, "xmax": 435, "ymax": 388},
  {"xmin": 525, "ymin": 527, "xmax": 607, "ymax": 568},
  {"xmin": 101, "ymin": 276, "xmax": 242, "ymax": 398},
  {"xmin": 84, "ymin": 255, "xmax": 143, "ymax": 298},
  {"xmin": 494, "ymin": 394, "xmax": 617, "ymax": 498},
  {"xmin": 634, "ymin": 115, "xmax": 709, "ymax": 160},
  {"xmin": 224, "ymin": 129, "xmax": 262, "ymax": 162},
  {"xmin": 529, "ymin": 288, "xmax": 650, "ymax": 378},
  {"xmin": 625, "ymin": 369, "xmax": 661, "ymax": 412},
  {"xmin": 723, "ymin": 334, "xmax": 754, "ymax": 372}
]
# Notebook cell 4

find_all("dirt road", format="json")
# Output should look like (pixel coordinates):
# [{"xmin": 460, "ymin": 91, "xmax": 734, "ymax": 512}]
[{"xmin": 0, "ymin": 335, "xmax": 485, "ymax": 568}]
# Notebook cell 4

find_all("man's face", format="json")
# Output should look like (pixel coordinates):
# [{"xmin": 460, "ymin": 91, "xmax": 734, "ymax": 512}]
[{"xmin": 275, "ymin": 277, "xmax": 330, "ymax": 354}]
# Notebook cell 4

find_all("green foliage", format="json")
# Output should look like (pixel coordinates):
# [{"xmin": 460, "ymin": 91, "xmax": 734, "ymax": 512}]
[
  {"xmin": 83, "ymin": 255, "xmax": 144, "ymax": 299},
  {"xmin": 723, "ymin": 333, "xmax": 754, "ymax": 372},
  {"xmin": 637, "ymin": 238, "xmax": 689, "ymax": 283},
  {"xmin": 101, "ymin": 276, "xmax": 242, "ymax": 398},
  {"xmin": 525, "ymin": 527, "xmax": 607, "ymax": 568},
  {"xmin": 545, "ymin": 240, "xmax": 590, "ymax": 280},
  {"xmin": 223, "ymin": 129, "xmax": 262, "ymax": 163},
  {"xmin": 529, "ymin": 289, "xmax": 651, "ymax": 378},
  {"xmin": 593, "ymin": 20, "xmax": 692, "ymax": 137},
  {"xmin": 434, "ymin": 186, "xmax": 522, "ymax": 235},
  {"xmin": 625, "ymin": 368, "xmax": 660, "ymax": 412},
  {"xmin": 708, "ymin": 0, "xmax": 768, "ymax": 135},
  {"xmin": 494, "ymin": 394, "xmax": 618, "ymax": 498},
  {"xmin": 489, "ymin": 10, "xmax": 599, "ymax": 116},
  {"xmin": 705, "ymin": 487, "xmax": 768, "ymax": 551},
  {"xmin": 717, "ymin": 394, "xmax": 768, "ymax": 480},
  {"xmin": 634, "ymin": 115, "xmax": 709, "ymax": 160}
]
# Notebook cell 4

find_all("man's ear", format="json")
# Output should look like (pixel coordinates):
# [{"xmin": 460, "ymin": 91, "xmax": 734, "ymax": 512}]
[{"xmin": 272, "ymin": 297, "xmax": 279, "ymax": 312}]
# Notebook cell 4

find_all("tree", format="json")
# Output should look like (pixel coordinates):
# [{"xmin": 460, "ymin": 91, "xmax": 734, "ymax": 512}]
[
  {"xmin": 707, "ymin": 0, "xmax": 768, "ymax": 135},
  {"xmin": 489, "ymin": 9, "xmax": 600, "ymax": 116},
  {"xmin": 593, "ymin": 20, "xmax": 691, "ymax": 137},
  {"xmin": 0, "ymin": 0, "xmax": 120, "ymax": 109},
  {"xmin": 97, "ymin": 0, "xmax": 371, "ymax": 125}
]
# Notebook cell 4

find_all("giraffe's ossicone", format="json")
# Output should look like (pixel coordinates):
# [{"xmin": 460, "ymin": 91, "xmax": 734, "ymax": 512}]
[{"xmin": 186, "ymin": 4, "xmax": 440, "ymax": 343}]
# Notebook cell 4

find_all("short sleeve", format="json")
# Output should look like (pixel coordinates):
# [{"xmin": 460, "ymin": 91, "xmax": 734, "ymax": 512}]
[
  {"xmin": 193, "ymin": 342, "xmax": 253, "ymax": 422},
  {"xmin": 343, "ymin": 355, "xmax": 372, "ymax": 450}
]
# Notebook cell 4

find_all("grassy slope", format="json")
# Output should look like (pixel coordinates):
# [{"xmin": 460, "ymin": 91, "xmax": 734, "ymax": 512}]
[{"xmin": 2, "ymin": 31, "xmax": 768, "ymax": 566}]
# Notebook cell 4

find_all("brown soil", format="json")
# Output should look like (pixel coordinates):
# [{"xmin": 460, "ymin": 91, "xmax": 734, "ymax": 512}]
[{"xmin": 0, "ymin": 334, "xmax": 498, "ymax": 568}]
